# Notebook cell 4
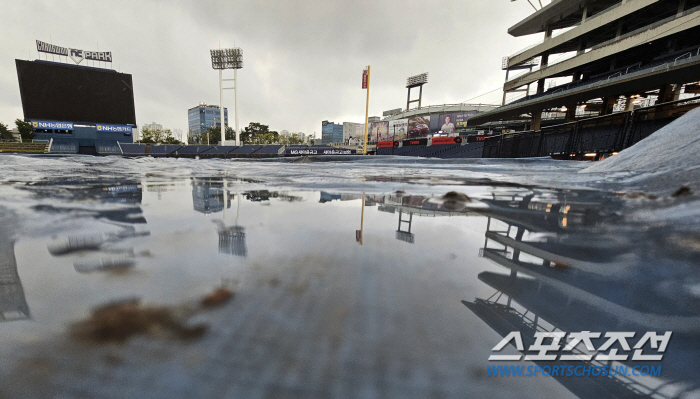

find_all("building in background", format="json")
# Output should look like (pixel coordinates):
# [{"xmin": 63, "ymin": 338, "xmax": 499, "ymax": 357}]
[
  {"xmin": 368, "ymin": 116, "xmax": 381, "ymax": 123},
  {"xmin": 143, "ymin": 122, "xmax": 163, "ymax": 132},
  {"xmin": 188, "ymin": 103, "xmax": 228, "ymax": 138},
  {"xmin": 321, "ymin": 121, "xmax": 343, "ymax": 144}
]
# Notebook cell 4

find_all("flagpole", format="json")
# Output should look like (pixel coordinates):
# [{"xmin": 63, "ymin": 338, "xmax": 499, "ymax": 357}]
[{"xmin": 363, "ymin": 65, "xmax": 370, "ymax": 155}]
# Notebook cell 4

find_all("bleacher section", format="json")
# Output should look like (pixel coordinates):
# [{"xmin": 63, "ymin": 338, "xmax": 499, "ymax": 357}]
[
  {"xmin": 119, "ymin": 143, "xmax": 147, "ymax": 155},
  {"xmin": 49, "ymin": 141, "xmax": 78, "ymax": 154},
  {"xmin": 202, "ymin": 146, "xmax": 239, "ymax": 154},
  {"xmin": 253, "ymin": 145, "xmax": 285, "ymax": 155},
  {"xmin": 230, "ymin": 145, "xmax": 263, "ymax": 154},
  {"xmin": 175, "ymin": 145, "xmax": 212, "ymax": 154},
  {"xmin": 149, "ymin": 145, "xmax": 183, "ymax": 156},
  {"xmin": 0, "ymin": 142, "xmax": 50, "ymax": 154},
  {"xmin": 96, "ymin": 142, "xmax": 122, "ymax": 155}
]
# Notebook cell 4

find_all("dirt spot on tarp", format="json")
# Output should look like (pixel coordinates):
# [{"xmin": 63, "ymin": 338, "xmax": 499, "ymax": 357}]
[
  {"xmin": 70, "ymin": 288, "xmax": 235, "ymax": 344},
  {"xmin": 672, "ymin": 186, "xmax": 692, "ymax": 197},
  {"xmin": 201, "ymin": 288, "xmax": 234, "ymax": 308}
]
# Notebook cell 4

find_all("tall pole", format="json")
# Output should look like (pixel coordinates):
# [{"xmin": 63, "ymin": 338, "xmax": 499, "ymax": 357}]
[
  {"xmin": 219, "ymin": 69, "xmax": 224, "ymax": 146},
  {"xmin": 363, "ymin": 65, "xmax": 371, "ymax": 155},
  {"xmin": 360, "ymin": 194, "xmax": 365, "ymax": 245},
  {"xmin": 234, "ymin": 68, "xmax": 240, "ymax": 146}
]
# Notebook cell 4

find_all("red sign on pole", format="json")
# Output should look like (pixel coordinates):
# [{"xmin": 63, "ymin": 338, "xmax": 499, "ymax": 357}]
[{"xmin": 362, "ymin": 69, "xmax": 368, "ymax": 89}]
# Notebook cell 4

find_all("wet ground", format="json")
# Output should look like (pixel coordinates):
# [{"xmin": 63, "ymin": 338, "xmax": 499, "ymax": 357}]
[{"xmin": 0, "ymin": 154, "xmax": 699, "ymax": 398}]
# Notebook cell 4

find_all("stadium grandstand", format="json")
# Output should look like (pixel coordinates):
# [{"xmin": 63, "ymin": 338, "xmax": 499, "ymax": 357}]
[{"xmin": 468, "ymin": 0, "xmax": 700, "ymax": 149}]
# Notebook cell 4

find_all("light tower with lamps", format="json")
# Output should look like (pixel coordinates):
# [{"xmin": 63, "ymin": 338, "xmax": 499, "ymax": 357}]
[{"xmin": 210, "ymin": 48, "xmax": 243, "ymax": 146}]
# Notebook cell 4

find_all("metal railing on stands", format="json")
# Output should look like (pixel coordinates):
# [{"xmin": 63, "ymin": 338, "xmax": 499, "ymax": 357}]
[
  {"xmin": 497, "ymin": 48, "xmax": 700, "ymax": 111},
  {"xmin": 504, "ymin": 4, "xmax": 700, "ymax": 80}
]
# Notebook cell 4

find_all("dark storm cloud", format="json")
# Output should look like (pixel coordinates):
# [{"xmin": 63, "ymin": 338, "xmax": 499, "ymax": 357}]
[{"xmin": 0, "ymin": 0, "xmax": 541, "ymax": 136}]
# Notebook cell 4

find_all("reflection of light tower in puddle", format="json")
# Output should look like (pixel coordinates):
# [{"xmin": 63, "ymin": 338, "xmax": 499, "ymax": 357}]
[
  {"xmin": 216, "ymin": 186, "xmax": 247, "ymax": 257},
  {"xmin": 396, "ymin": 210, "xmax": 415, "ymax": 244}
]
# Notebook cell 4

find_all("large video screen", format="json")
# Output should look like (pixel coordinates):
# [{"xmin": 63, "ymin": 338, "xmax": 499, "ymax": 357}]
[{"xmin": 16, "ymin": 60, "xmax": 136, "ymax": 125}]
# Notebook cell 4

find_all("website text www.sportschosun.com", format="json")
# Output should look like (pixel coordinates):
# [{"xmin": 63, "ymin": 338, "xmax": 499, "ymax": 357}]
[{"xmin": 486, "ymin": 364, "xmax": 662, "ymax": 377}]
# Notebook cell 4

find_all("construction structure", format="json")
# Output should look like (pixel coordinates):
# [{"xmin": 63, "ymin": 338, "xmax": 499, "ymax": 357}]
[{"xmin": 470, "ymin": 0, "xmax": 700, "ymax": 133}]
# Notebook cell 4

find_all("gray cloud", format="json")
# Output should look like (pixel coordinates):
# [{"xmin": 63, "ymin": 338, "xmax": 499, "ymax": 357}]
[{"xmin": 0, "ymin": 0, "xmax": 543, "ymax": 136}]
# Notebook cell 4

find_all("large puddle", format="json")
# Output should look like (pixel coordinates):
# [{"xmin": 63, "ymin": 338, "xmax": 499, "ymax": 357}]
[{"xmin": 0, "ymin": 155, "xmax": 699, "ymax": 398}]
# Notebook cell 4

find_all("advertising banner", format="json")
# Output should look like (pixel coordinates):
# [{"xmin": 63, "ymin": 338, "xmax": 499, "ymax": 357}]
[
  {"xmin": 403, "ymin": 138, "xmax": 428, "ymax": 146},
  {"xmin": 362, "ymin": 69, "xmax": 368, "ymax": 89},
  {"xmin": 97, "ymin": 124, "xmax": 132, "ymax": 133},
  {"xmin": 31, "ymin": 120, "xmax": 74, "ymax": 130},
  {"xmin": 353, "ymin": 124, "xmax": 365, "ymax": 140},
  {"xmin": 369, "ymin": 121, "xmax": 390, "ymax": 143},
  {"xmin": 286, "ymin": 148, "xmax": 356, "ymax": 156},
  {"xmin": 437, "ymin": 114, "xmax": 457, "ymax": 134},
  {"xmin": 432, "ymin": 136, "xmax": 462, "ymax": 145},
  {"xmin": 407, "ymin": 116, "xmax": 431, "ymax": 139},
  {"xmin": 454, "ymin": 111, "xmax": 478, "ymax": 129},
  {"xmin": 388, "ymin": 119, "xmax": 408, "ymax": 141}
]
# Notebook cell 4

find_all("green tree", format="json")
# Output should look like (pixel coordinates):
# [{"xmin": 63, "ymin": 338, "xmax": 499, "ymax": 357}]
[
  {"xmin": 0, "ymin": 122, "xmax": 14, "ymax": 141},
  {"xmin": 139, "ymin": 127, "xmax": 163, "ymax": 143},
  {"xmin": 15, "ymin": 119, "xmax": 33, "ymax": 142},
  {"xmin": 139, "ymin": 127, "xmax": 183, "ymax": 145},
  {"xmin": 241, "ymin": 122, "xmax": 278, "ymax": 144},
  {"xmin": 278, "ymin": 133, "xmax": 304, "ymax": 145}
]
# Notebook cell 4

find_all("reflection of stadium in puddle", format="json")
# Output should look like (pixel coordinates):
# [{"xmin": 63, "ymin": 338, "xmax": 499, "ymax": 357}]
[
  {"xmin": 461, "ymin": 191, "xmax": 700, "ymax": 398},
  {"xmin": 0, "ymin": 210, "xmax": 30, "ymax": 322},
  {"xmin": 29, "ymin": 181, "xmax": 151, "ymax": 274}
]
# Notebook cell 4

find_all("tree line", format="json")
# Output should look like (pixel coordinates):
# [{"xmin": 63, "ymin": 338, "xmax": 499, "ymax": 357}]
[{"xmin": 0, "ymin": 120, "xmax": 33, "ymax": 142}]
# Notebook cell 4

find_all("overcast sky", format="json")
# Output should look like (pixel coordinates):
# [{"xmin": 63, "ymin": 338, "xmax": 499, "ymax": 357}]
[{"xmin": 1, "ymin": 0, "xmax": 545, "ymax": 137}]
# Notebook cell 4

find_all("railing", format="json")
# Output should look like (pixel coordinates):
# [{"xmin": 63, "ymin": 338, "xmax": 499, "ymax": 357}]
[
  {"xmin": 496, "ymin": 50, "xmax": 700, "ymax": 112},
  {"xmin": 505, "ymin": 0, "xmax": 625, "ymax": 62},
  {"xmin": 505, "ymin": 4, "xmax": 700, "ymax": 82},
  {"xmin": 384, "ymin": 103, "xmax": 501, "ymax": 119}
]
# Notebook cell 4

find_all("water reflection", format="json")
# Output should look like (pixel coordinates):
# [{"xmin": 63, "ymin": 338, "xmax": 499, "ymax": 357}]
[
  {"xmin": 0, "ymin": 210, "xmax": 30, "ymax": 322},
  {"xmin": 2, "ymin": 174, "xmax": 700, "ymax": 398},
  {"xmin": 32, "ymin": 181, "xmax": 151, "ymax": 274},
  {"xmin": 462, "ymin": 189, "xmax": 700, "ymax": 398},
  {"xmin": 192, "ymin": 177, "xmax": 231, "ymax": 214}
]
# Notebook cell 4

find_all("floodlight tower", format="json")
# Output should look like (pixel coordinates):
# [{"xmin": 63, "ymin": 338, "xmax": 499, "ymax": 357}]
[
  {"xmin": 406, "ymin": 73, "xmax": 428, "ymax": 111},
  {"xmin": 210, "ymin": 48, "xmax": 243, "ymax": 146}
]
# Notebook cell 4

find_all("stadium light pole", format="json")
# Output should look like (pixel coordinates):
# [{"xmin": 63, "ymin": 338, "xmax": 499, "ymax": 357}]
[{"xmin": 211, "ymin": 48, "xmax": 243, "ymax": 146}]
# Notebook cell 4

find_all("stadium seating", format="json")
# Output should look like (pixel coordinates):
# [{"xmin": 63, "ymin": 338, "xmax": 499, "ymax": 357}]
[
  {"xmin": 0, "ymin": 142, "xmax": 50, "ymax": 153},
  {"xmin": 119, "ymin": 143, "xmax": 147, "ymax": 155},
  {"xmin": 230, "ymin": 145, "xmax": 263, "ymax": 154},
  {"xmin": 253, "ymin": 145, "xmax": 285, "ymax": 154},
  {"xmin": 96, "ymin": 143, "xmax": 122, "ymax": 155},
  {"xmin": 202, "ymin": 146, "xmax": 239, "ymax": 154},
  {"xmin": 175, "ymin": 145, "xmax": 212, "ymax": 154},
  {"xmin": 49, "ymin": 141, "xmax": 79, "ymax": 154},
  {"xmin": 149, "ymin": 145, "xmax": 182, "ymax": 155}
]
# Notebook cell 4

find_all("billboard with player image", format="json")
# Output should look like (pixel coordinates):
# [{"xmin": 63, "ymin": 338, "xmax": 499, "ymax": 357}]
[
  {"xmin": 388, "ymin": 119, "xmax": 408, "ymax": 141},
  {"xmin": 369, "ymin": 121, "xmax": 390, "ymax": 143}
]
